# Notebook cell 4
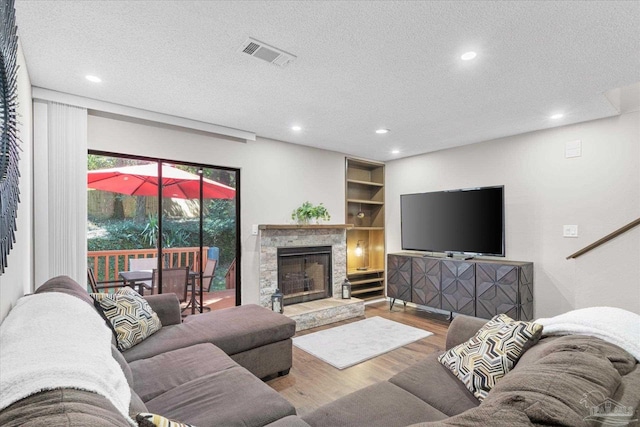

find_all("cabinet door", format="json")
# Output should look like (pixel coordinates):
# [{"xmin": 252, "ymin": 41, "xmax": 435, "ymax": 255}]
[
  {"xmin": 441, "ymin": 260, "xmax": 475, "ymax": 315},
  {"xmin": 387, "ymin": 255, "xmax": 411, "ymax": 301},
  {"xmin": 519, "ymin": 264, "xmax": 534, "ymax": 321},
  {"xmin": 475, "ymin": 263, "xmax": 519, "ymax": 320},
  {"xmin": 412, "ymin": 258, "xmax": 440, "ymax": 308}
]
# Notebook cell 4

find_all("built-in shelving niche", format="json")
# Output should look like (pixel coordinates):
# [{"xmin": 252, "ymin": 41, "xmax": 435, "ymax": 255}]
[{"xmin": 345, "ymin": 157, "xmax": 385, "ymax": 300}]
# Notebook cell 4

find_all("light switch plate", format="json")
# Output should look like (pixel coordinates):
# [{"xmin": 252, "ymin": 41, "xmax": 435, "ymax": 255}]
[
  {"xmin": 251, "ymin": 224, "xmax": 259, "ymax": 235},
  {"xmin": 565, "ymin": 140, "xmax": 582, "ymax": 158},
  {"xmin": 563, "ymin": 225, "xmax": 578, "ymax": 237}
]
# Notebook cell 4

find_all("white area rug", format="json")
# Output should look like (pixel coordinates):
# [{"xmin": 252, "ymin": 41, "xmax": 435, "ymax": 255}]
[{"xmin": 292, "ymin": 316, "xmax": 433, "ymax": 369}]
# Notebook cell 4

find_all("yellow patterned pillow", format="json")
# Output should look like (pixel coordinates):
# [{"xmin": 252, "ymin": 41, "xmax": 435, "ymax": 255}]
[
  {"xmin": 438, "ymin": 314, "xmax": 542, "ymax": 401},
  {"xmin": 136, "ymin": 413, "xmax": 196, "ymax": 427},
  {"xmin": 91, "ymin": 287, "xmax": 162, "ymax": 351}
]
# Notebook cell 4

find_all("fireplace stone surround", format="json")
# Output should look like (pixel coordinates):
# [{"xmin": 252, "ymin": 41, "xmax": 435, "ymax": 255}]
[{"xmin": 258, "ymin": 224, "xmax": 364, "ymax": 330}]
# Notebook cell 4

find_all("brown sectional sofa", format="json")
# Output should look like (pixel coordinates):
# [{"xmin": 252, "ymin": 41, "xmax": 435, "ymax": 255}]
[
  {"xmin": 0, "ymin": 276, "xmax": 298, "ymax": 426},
  {"xmin": 279, "ymin": 315, "xmax": 640, "ymax": 427}
]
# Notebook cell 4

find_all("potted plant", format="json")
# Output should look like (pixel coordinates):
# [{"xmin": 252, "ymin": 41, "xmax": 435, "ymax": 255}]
[{"xmin": 291, "ymin": 201, "xmax": 331, "ymax": 224}]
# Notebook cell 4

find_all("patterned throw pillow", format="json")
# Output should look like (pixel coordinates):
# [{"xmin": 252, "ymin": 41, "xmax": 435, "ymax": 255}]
[
  {"xmin": 136, "ymin": 413, "xmax": 196, "ymax": 427},
  {"xmin": 438, "ymin": 314, "xmax": 542, "ymax": 401},
  {"xmin": 91, "ymin": 287, "xmax": 162, "ymax": 351}
]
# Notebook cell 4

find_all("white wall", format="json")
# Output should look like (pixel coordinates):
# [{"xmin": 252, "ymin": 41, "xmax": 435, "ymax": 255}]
[
  {"xmin": 0, "ymin": 43, "xmax": 33, "ymax": 322},
  {"xmin": 386, "ymin": 112, "xmax": 640, "ymax": 318},
  {"xmin": 87, "ymin": 114, "xmax": 346, "ymax": 305}
]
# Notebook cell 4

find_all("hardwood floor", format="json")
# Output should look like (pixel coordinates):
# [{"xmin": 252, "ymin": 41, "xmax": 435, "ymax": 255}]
[{"xmin": 266, "ymin": 301, "xmax": 451, "ymax": 416}]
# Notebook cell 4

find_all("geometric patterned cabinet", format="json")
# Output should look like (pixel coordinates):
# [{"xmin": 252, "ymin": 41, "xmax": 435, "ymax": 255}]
[
  {"xmin": 475, "ymin": 262, "xmax": 534, "ymax": 321},
  {"xmin": 411, "ymin": 257, "xmax": 440, "ymax": 308},
  {"xmin": 441, "ymin": 260, "xmax": 475, "ymax": 316},
  {"xmin": 387, "ymin": 253, "xmax": 534, "ymax": 320},
  {"xmin": 387, "ymin": 254, "xmax": 412, "ymax": 306}
]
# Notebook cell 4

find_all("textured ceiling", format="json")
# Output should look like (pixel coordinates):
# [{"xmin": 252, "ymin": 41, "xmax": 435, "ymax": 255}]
[{"xmin": 15, "ymin": 1, "xmax": 640, "ymax": 161}]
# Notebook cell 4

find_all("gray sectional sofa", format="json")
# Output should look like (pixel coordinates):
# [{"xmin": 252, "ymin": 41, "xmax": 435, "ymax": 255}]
[
  {"xmin": 2, "ymin": 275, "xmax": 638, "ymax": 427},
  {"xmin": 283, "ymin": 315, "xmax": 640, "ymax": 427},
  {"xmin": 0, "ymin": 276, "xmax": 298, "ymax": 426}
]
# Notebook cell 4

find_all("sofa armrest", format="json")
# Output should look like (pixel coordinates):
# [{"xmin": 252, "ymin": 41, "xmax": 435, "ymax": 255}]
[
  {"xmin": 445, "ymin": 315, "xmax": 488, "ymax": 350},
  {"xmin": 144, "ymin": 294, "xmax": 181, "ymax": 325}
]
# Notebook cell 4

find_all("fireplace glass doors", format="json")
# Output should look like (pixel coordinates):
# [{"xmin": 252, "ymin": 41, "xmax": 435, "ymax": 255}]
[{"xmin": 277, "ymin": 246, "xmax": 332, "ymax": 305}]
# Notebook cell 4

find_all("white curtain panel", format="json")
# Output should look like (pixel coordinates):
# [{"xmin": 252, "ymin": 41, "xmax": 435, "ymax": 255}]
[{"xmin": 45, "ymin": 102, "xmax": 88, "ymax": 284}]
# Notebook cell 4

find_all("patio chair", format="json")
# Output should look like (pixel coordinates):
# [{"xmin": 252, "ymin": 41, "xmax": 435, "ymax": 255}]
[
  {"xmin": 200, "ymin": 247, "xmax": 219, "ymax": 293},
  {"xmin": 87, "ymin": 268, "xmax": 127, "ymax": 293},
  {"xmin": 152, "ymin": 267, "xmax": 189, "ymax": 303},
  {"xmin": 129, "ymin": 257, "xmax": 158, "ymax": 293}
]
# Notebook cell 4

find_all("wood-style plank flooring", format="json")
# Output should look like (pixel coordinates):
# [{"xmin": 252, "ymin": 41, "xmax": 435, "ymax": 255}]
[{"xmin": 266, "ymin": 301, "xmax": 451, "ymax": 416}]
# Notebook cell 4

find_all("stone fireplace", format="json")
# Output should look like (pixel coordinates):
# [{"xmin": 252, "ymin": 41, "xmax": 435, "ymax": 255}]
[
  {"xmin": 258, "ymin": 225, "xmax": 348, "ymax": 307},
  {"xmin": 259, "ymin": 224, "xmax": 364, "ymax": 330}
]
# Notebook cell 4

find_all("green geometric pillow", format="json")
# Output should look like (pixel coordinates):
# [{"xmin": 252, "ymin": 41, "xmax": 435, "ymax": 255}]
[
  {"xmin": 136, "ymin": 413, "xmax": 196, "ymax": 427},
  {"xmin": 91, "ymin": 287, "xmax": 162, "ymax": 351},
  {"xmin": 438, "ymin": 313, "xmax": 543, "ymax": 401}
]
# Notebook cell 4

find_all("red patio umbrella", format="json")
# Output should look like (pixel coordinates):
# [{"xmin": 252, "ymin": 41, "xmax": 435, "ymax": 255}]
[{"xmin": 87, "ymin": 163, "xmax": 235, "ymax": 199}]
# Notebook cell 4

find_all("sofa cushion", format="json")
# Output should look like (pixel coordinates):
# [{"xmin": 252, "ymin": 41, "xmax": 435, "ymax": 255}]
[
  {"xmin": 129, "ymin": 343, "xmax": 238, "ymax": 402},
  {"xmin": 390, "ymin": 352, "xmax": 479, "ymax": 416},
  {"xmin": 136, "ymin": 412, "xmax": 195, "ymax": 427},
  {"xmin": 302, "ymin": 382, "xmax": 448, "ymax": 427},
  {"xmin": 145, "ymin": 366, "xmax": 296, "ymax": 427},
  {"xmin": 124, "ymin": 304, "xmax": 295, "ymax": 362},
  {"xmin": 92, "ymin": 287, "xmax": 163, "ymax": 351},
  {"xmin": 438, "ymin": 314, "xmax": 542, "ymax": 400},
  {"xmin": 445, "ymin": 315, "xmax": 489, "ymax": 351},
  {"xmin": 265, "ymin": 416, "xmax": 312, "ymax": 427},
  {"xmin": 35, "ymin": 275, "xmax": 95, "ymax": 307},
  {"xmin": 111, "ymin": 344, "xmax": 133, "ymax": 386},
  {"xmin": 482, "ymin": 334, "xmax": 630, "ymax": 426},
  {"xmin": 130, "ymin": 389, "xmax": 148, "ymax": 415},
  {"xmin": 406, "ymin": 404, "xmax": 534, "ymax": 427},
  {"xmin": 0, "ymin": 389, "xmax": 131, "ymax": 427}
]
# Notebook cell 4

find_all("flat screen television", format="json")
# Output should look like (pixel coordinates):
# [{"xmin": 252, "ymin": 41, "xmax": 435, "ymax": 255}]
[{"xmin": 401, "ymin": 186, "xmax": 504, "ymax": 257}]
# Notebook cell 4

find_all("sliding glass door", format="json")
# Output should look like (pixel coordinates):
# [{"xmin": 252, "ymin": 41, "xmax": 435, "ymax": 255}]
[{"xmin": 87, "ymin": 152, "xmax": 240, "ymax": 311}]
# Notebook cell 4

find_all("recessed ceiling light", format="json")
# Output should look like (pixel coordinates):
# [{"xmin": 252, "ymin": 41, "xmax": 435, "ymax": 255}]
[
  {"xmin": 391, "ymin": 149, "xmax": 400, "ymax": 154},
  {"xmin": 550, "ymin": 113, "xmax": 564, "ymax": 119},
  {"xmin": 291, "ymin": 125, "xmax": 302, "ymax": 131},
  {"xmin": 85, "ymin": 75, "xmax": 102, "ymax": 83},
  {"xmin": 375, "ymin": 128, "xmax": 390, "ymax": 134},
  {"xmin": 460, "ymin": 51, "xmax": 477, "ymax": 61}
]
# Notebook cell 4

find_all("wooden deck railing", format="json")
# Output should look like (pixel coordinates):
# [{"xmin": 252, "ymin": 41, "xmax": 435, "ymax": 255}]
[
  {"xmin": 225, "ymin": 258, "xmax": 236, "ymax": 289},
  {"xmin": 88, "ymin": 247, "xmax": 209, "ymax": 282},
  {"xmin": 566, "ymin": 217, "xmax": 640, "ymax": 259}
]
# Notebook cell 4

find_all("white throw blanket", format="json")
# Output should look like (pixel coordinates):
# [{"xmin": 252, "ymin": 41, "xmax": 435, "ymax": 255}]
[
  {"xmin": 0, "ymin": 292, "xmax": 134, "ymax": 425},
  {"xmin": 536, "ymin": 306, "xmax": 640, "ymax": 361}
]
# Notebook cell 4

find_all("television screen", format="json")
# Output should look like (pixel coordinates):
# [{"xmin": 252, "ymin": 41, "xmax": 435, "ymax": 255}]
[{"xmin": 401, "ymin": 186, "xmax": 504, "ymax": 256}]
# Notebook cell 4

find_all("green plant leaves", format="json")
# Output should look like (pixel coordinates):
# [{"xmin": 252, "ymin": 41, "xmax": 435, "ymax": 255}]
[{"xmin": 291, "ymin": 201, "xmax": 331, "ymax": 223}]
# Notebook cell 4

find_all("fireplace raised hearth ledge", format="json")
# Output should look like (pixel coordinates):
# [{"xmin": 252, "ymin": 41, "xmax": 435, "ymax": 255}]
[{"xmin": 284, "ymin": 297, "xmax": 365, "ymax": 331}]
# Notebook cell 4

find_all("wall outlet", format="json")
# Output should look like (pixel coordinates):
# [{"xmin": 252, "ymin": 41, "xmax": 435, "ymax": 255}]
[
  {"xmin": 563, "ymin": 225, "xmax": 578, "ymax": 237},
  {"xmin": 251, "ymin": 224, "xmax": 259, "ymax": 236}
]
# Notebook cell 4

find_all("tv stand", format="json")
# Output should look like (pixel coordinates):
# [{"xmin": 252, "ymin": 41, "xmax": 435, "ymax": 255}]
[{"xmin": 387, "ymin": 253, "xmax": 533, "ymax": 321}]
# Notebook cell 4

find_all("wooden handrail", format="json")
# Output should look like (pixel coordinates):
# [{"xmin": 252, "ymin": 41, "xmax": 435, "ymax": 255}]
[
  {"xmin": 225, "ymin": 258, "xmax": 237, "ymax": 289},
  {"xmin": 566, "ymin": 217, "xmax": 640, "ymax": 259},
  {"xmin": 88, "ymin": 246, "xmax": 208, "ymax": 282}
]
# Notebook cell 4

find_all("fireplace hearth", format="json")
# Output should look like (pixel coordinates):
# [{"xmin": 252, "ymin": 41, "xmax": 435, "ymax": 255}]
[{"xmin": 278, "ymin": 246, "xmax": 332, "ymax": 305}]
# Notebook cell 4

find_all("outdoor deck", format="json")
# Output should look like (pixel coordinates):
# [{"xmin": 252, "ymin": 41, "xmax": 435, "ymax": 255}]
[
  {"xmin": 182, "ymin": 288, "xmax": 236, "ymax": 316},
  {"xmin": 88, "ymin": 247, "xmax": 236, "ymax": 290}
]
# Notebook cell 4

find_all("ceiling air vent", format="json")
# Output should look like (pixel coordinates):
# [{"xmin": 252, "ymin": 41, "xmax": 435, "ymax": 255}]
[{"xmin": 239, "ymin": 37, "xmax": 296, "ymax": 67}]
